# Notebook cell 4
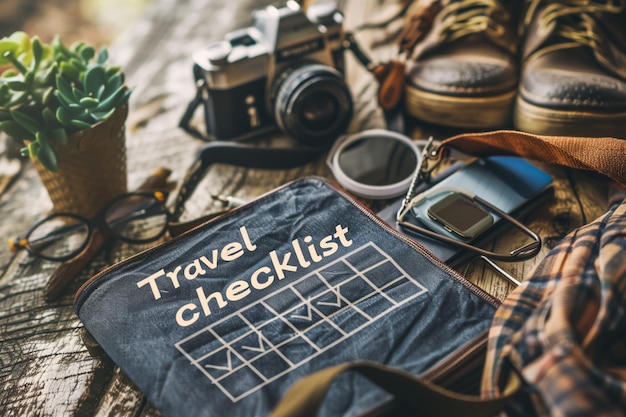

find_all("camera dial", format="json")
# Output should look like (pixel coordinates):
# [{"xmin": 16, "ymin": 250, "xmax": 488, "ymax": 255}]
[
  {"xmin": 306, "ymin": 1, "xmax": 344, "ymax": 27},
  {"xmin": 202, "ymin": 41, "xmax": 232, "ymax": 66}
]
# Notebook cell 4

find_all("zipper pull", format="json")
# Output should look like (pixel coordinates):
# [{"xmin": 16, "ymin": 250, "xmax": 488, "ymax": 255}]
[
  {"xmin": 374, "ymin": 57, "xmax": 407, "ymax": 110},
  {"xmin": 211, "ymin": 194, "xmax": 247, "ymax": 209}
]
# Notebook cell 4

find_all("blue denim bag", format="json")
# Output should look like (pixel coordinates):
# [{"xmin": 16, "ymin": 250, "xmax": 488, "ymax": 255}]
[{"xmin": 74, "ymin": 177, "xmax": 500, "ymax": 417}]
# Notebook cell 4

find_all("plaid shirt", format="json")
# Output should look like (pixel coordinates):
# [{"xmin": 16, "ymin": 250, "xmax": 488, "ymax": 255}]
[{"xmin": 482, "ymin": 187, "xmax": 626, "ymax": 416}]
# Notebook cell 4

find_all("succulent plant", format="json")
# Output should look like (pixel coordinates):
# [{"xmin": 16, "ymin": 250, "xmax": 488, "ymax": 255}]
[{"xmin": 0, "ymin": 32, "xmax": 131, "ymax": 172}]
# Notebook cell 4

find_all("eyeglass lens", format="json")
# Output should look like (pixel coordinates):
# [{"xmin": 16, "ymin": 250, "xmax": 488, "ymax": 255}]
[
  {"xmin": 104, "ymin": 194, "xmax": 169, "ymax": 243},
  {"xmin": 28, "ymin": 214, "xmax": 90, "ymax": 260},
  {"xmin": 337, "ymin": 137, "xmax": 417, "ymax": 186}
]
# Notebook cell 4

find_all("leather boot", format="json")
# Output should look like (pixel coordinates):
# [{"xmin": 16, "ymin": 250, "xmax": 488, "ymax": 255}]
[
  {"xmin": 516, "ymin": 0, "xmax": 626, "ymax": 138},
  {"xmin": 404, "ymin": 0, "xmax": 522, "ymax": 129}
]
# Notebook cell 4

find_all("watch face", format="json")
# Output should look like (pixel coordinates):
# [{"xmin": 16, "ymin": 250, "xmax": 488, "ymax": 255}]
[{"xmin": 427, "ymin": 192, "xmax": 494, "ymax": 239}]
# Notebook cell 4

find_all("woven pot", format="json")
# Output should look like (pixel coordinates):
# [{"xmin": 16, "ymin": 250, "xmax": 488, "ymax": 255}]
[{"xmin": 34, "ymin": 105, "xmax": 128, "ymax": 218}]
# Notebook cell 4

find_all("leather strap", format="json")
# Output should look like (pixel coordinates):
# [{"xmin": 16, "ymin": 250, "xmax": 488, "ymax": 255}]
[
  {"xmin": 269, "ymin": 360, "xmax": 522, "ymax": 417},
  {"xmin": 439, "ymin": 130, "xmax": 626, "ymax": 185}
]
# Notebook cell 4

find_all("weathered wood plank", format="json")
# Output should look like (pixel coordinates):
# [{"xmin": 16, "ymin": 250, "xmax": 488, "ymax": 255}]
[
  {"xmin": 0, "ymin": 1, "xmax": 282, "ymax": 415},
  {"xmin": 464, "ymin": 165, "xmax": 609, "ymax": 300},
  {"xmin": 91, "ymin": 367, "xmax": 145, "ymax": 417}
]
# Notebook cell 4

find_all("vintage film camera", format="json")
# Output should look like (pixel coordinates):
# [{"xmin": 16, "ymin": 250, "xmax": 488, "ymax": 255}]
[{"xmin": 190, "ymin": 1, "xmax": 353, "ymax": 146}]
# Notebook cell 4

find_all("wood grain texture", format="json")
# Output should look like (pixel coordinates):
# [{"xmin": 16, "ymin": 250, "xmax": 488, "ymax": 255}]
[{"xmin": 0, "ymin": 0, "xmax": 611, "ymax": 416}]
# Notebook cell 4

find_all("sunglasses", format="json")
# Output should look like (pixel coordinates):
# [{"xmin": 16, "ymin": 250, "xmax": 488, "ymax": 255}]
[
  {"xmin": 8, "ymin": 191, "xmax": 170, "ymax": 262},
  {"xmin": 394, "ymin": 138, "xmax": 542, "ymax": 263},
  {"xmin": 326, "ymin": 129, "xmax": 430, "ymax": 199}
]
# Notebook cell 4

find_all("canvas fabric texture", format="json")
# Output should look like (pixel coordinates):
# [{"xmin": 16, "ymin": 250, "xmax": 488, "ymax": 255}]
[{"xmin": 74, "ymin": 177, "xmax": 500, "ymax": 417}]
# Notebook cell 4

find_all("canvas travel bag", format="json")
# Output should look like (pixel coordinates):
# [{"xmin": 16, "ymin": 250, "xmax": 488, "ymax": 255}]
[
  {"xmin": 75, "ymin": 131, "xmax": 626, "ymax": 417},
  {"xmin": 74, "ymin": 176, "xmax": 508, "ymax": 417}
]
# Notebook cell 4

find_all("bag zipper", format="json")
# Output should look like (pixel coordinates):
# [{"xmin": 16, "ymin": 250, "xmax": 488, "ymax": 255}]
[{"xmin": 75, "ymin": 176, "xmax": 500, "ymax": 311}]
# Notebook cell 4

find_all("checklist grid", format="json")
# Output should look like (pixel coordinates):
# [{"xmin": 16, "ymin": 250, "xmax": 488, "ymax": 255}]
[{"xmin": 175, "ymin": 242, "xmax": 428, "ymax": 402}]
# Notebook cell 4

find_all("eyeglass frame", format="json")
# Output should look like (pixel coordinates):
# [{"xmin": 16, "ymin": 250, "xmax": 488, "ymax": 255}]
[{"xmin": 9, "ymin": 190, "xmax": 171, "ymax": 262}]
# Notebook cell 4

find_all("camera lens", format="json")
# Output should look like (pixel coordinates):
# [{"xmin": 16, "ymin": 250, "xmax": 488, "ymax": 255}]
[
  {"xmin": 299, "ymin": 91, "xmax": 338, "ymax": 130},
  {"xmin": 272, "ymin": 63, "xmax": 353, "ymax": 146}
]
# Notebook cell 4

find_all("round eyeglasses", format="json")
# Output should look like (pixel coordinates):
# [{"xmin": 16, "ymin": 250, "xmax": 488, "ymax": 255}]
[{"xmin": 8, "ymin": 191, "xmax": 170, "ymax": 262}]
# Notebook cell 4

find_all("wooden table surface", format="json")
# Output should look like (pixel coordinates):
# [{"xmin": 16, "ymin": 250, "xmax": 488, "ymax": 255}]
[{"xmin": 0, "ymin": 0, "xmax": 611, "ymax": 416}]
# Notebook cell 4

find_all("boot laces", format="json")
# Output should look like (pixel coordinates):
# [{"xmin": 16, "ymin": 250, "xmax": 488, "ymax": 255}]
[
  {"xmin": 525, "ymin": 0, "xmax": 624, "ymax": 52},
  {"xmin": 438, "ymin": 0, "xmax": 512, "ymax": 42}
]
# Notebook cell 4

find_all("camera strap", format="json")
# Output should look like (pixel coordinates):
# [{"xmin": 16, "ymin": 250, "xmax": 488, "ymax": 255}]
[
  {"xmin": 170, "ymin": 141, "xmax": 328, "ymax": 225},
  {"xmin": 175, "ymin": 29, "xmax": 407, "ymax": 215},
  {"xmin": 178, "ymin": 65, "xmax": 215, "ymax": 142}
]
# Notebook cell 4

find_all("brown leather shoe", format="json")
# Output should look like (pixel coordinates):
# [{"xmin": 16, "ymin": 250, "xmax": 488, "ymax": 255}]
[
  {"xmin": 404, "ymin": 0, "xmax": 522, "ymax": 128},
  {"xmin": 516, "ymin": 0, "xmax": 626, "ymax": 138}
]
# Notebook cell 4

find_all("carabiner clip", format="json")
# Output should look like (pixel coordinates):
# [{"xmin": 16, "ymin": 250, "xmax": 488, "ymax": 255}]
[{"xmin": 397, "ymin": 136, "xmax": 446, "ymax": 221}]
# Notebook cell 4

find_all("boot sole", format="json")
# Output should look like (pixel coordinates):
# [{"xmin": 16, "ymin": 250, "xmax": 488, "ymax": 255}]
[
  {"xmin": 514, "ymin": 96, "xmax": 626, "ymax": 138},
  {"xmin": 405, "ymin": 84, "xmax": 515, "ymax": 128}
]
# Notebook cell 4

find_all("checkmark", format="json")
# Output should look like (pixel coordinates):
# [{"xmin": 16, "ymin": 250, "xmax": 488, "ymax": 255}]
[
  {"xmin": 317, "ymin": 286, "xmax": 342, "ymax": 308},
  {"xmin": 241, "ymin": 332, "xmax": 267, "ymax": 353},
  {"xmin": 291, "ymin": 298, "xmax": 313, "ymax": 321},
  {"xmin": 204, "ymin": 349, "xmax": 233, "ymax": 372}
]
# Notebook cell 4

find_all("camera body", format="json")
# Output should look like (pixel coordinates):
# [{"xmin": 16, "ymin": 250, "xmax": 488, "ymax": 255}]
[{"xmin": 193, "ymin": 1, "xmax": 353, "ymax": 145}]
